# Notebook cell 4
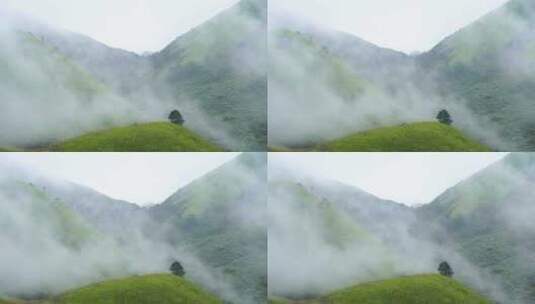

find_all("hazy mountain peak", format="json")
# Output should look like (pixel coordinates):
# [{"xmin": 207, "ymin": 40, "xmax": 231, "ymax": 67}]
[{"xmin": 238, "ymin": 0, "xmax": 267, "ymax": 21}]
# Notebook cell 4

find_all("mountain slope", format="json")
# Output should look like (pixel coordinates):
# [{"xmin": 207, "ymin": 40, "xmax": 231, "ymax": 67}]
[
  {"xmin": 24, "ymin": 25, "xmax": 152, "ymax": 96},
  {"xmin": 150, "ymin": 0, "xmax": 267, "ymax": 151},
  {"xmin": 274, "ymin": 275, "xmax": 490, "ymax": 304},
  {"xmin": 150, "ymin": 153, "xmax": 267, "ymax": 304},
  {"xmin": 419, "ymin": 0, "xmax": 535, "ymax": 150},
  {"xmin": 418, "ymin": 153, "xmax": 535, "ymax": 303},
  {"xmin": 0, "ymin": 29, "xmax": 141, "ymax": 149},
  {"xmin": 268, "ymin": 178, "xmax": 424, "ymax": 299},
  {"xmin": 54, "ymin": 274, "xmax": 222, "ymax": 304},
  {"xmin": 0, "ymin": 180, "xmax": 106, "ymax": 298}
]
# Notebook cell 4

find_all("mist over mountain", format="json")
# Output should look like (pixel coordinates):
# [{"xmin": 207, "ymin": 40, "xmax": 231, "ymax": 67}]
[
  {"xmin": 419, "ymin": 153, "xmax": 535, "ymax": 303},
  {"xmin": 269, "ymin": 0, "xmax": 535, "ymax": 151},
  {"xmin": 269, "ymin": 153, "xmax": 535, "ymax": 303},
  {"xmin": 0, "ymin": 153, "xmax": 267, "ymax": 304},
  {"xmin": 0, "ymin": 0, "xmax": 266, "ymax": 151}
]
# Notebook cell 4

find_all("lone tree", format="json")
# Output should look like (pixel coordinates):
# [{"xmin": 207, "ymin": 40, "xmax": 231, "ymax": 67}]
[
  {"xmin": 168, "ymin": 110, "xmax": 185, "ymax": 125},
  {"xmin": 170, "ymin": 261, "xmax": 185, "ymax": 277},
  {"xmin": 438, "ymin": 261, "xmax": 454, "ymax": 277},
  {"xmin": 436, "ymin": 109, "xmax": 453, "ymax": 125}
]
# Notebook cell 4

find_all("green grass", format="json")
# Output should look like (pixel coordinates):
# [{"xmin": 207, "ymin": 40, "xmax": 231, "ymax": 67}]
[
  {"xmin": 315, "ymin": 122, "xmax": 492, "ymax": 152},
  {"xmin": 49, "ymin": 122, "xmax": 223, "ymax": 152},
  {"xmin": 275, "ymin": 274, "xmax": 491, "ymax": 304},
  {"xmin": 0, "ymin": 147, "xmax": 20, "ymax": 152},
  {"xmin": 52, "ymin": 274, "xmax": 222, "ymax": 304}
]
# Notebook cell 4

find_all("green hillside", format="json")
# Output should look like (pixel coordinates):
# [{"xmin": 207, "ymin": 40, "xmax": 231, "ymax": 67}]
[
  {"xmin": 416, "ymin": 153, "xmax": 535, "ymax": 303},
  {"xmin": 49, "ymin": 122, "xmax": 222, "ymax": 152},
  {"xmin": 272, "ymin": 29, "xmax": 369, "ymax": 101},
  {"xmin": 419, "ymin": 0, "xmax": 535, "ymax": 149},
  {"xmin": 0, "ymin": 147, "xmax": 19, "ymax": 152},
  {"xmin": 151, "ymin": 0, "xmax": 267, "ymax": 151},
  {"xmin": 273, "ymin": 275, "xmax": 490, "ymax": 304},
  {"xmin": 150, "ymin": 153, "xmax": 267, "ymax": 304},
  {"xmin": 270, "ymin": 181, "xmax": 375, "ymax": 246},
  {"xmin": 315, "ymin": 122, "xmax": 491, "ymax": 152},
  {"xmin": 0, "ymin": 181, "xmax": 96, "ymax": 249},
  {"xmin": 0, "ymin": 31, "xmax": 107, "ymax": 98},
  {"xmin": 53, "ymin": 274, "xmax": 222, "ymax": 304}
]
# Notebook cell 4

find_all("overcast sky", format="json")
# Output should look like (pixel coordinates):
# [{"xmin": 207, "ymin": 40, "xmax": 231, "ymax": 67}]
[
  {"xmin": 2, "ymin": 153, "xmax": 239, "ymax": 206},
  {"xmin": 270, "ymin": 153, "xmax": 508, "ymax": 206},
  {"xmin": 271, "ymin": 0, "xmax": 510, "ymax": 53},
  {"xmin": 2, "ymin": 0, "xmax": 239, "ymax": 53}
]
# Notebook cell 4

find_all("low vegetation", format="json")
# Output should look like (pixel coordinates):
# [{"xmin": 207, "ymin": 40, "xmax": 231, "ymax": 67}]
[
  {"xmin": 315, "ymin": 122, "xmax": 491, "ymax": 152},
  {"xmin": 48, "ymin": 122, "xmax": 223, "ymax": 152},
  {"xmin": 0, "ymin": 274, "xmax": 222, "ymax": 304},
  {"xmin": 271, "ymin": 274, "xmax": 491, "ymax": 304}
]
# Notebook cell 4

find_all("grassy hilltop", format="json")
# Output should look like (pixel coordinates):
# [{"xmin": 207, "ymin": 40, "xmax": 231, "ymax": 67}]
[
  {"xmin": 316, "ymin": 122, "xmax": 491, "ymax": 152},
  {"xmin": 48, "ymin": 122, "xmax": 223, "ymax": 152},
  {"xmin": 1, "ymin": 274, "xmax": 222, "ymax": 304},
  {"xmin": 271, "ymin": 275, "xmax": 491, "ymax": 304}
]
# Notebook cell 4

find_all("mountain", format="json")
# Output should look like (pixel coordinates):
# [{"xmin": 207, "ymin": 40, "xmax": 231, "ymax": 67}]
[
  {"xmin": 269, "ymin": 0, "xmax": 535, "ymax": 151},
  {"xmin": 0, "ymin": 29, "xmax": 140, "ymax": 148},
  {"xmin": 268, "ymin": 176, "xmax": 431, "ymax": 299},
  {"xmin": 419, "ymin": 0, "xmax": 535, "ymax": 150},
  {"xmin": 1, "ymin": 0, "xmax": 267, "ymax": 151},
  {"xmin": 151, "ymin": 0, "xmax": 267, "ymax": 151},
  {"xmin": 150, "ymin": 153, "xmax": 267, "ymax": 304},
  {"xmin": 418, "ymin": 153, "xmax": 535, "ymax": 303},
  {"xmin": 271, "ymin": 274, "xmax": 491, "ymax": 304},
  {"xmin": 20, "ymin": 23, "xmax": 152, "ymax": 96},
  {"xmin": 0, "ymin": 179, "xmax": 141, "ymax": 298}
]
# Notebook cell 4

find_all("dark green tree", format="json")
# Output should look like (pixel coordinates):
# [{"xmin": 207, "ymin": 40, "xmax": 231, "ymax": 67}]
[
  {"xmin": 170, "ymin": 261, "xmax": 185, "ymax": 277},
  {"xmin": 168, "ymin": 110, "xmax": 185, "ymax": 125},
  {"xmin": 438, "ymin": 261, "xmax": 454, "ymax": 277},
  {"xmin": 436, "ymin": 109, "xmax": 453, "ymax": 125}
]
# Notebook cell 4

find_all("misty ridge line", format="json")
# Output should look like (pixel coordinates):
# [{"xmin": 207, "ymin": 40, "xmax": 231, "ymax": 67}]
[
  {"xmin": 1, "ymin": 1, "xmax": 236, "ymax": 56},
  {"xmin": 4, "ymin": 152, "xmax": 243, "ymax": 208}
]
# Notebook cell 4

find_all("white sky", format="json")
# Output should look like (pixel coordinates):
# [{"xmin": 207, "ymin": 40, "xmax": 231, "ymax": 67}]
[
  {"xmin": 3, "ymin": 0, "xmax": 239, "ymax": 53},
  {"xmin": 2, "ymin": 153, "xmax": 239, "ymax": 206},
  {"xmin": 271, "ymin": 0, "xmax": 510, "ymax": 53},
  {"xmin": 270, "ymin": 153, "xmax": 508, "ymax": 206}
]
